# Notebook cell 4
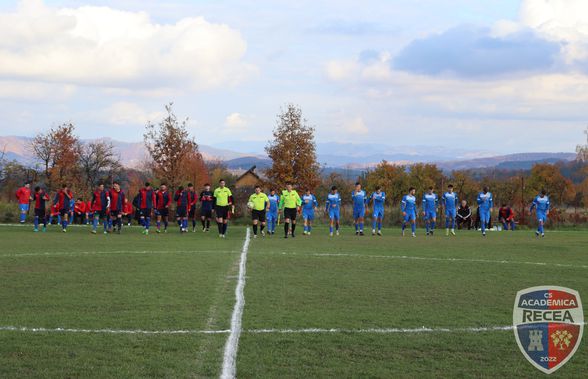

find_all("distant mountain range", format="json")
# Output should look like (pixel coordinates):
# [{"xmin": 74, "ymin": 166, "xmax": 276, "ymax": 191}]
[{"xmin": 0, "ymin": 135, "xmax": 576, "ymax": 172}]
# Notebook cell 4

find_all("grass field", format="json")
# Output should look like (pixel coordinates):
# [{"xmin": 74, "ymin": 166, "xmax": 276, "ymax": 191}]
[{"xmin": 0, "ymin": 223, "xmax": 587, "ymax": 378}]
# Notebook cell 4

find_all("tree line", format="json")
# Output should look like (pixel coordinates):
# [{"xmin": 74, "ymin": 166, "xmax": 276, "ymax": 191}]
[{"xmin": 0, "ymin": 104, "xmax": 587, "ymax": 225}]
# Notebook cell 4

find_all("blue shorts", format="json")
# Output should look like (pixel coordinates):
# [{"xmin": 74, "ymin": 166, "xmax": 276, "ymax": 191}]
[
  {"xmin": 403, "ymin": 211, "xmax": 416, "ymax": 222},
  {"xmin": 373, "ymin": 208, "xmax": 384, "ymax": 219},
  {"xmin": 480, "ymin": 210, "xmax": 491, "ymax": 223},
  {"xmin": 424, "ymin": 210, "xmax": 437, "ymax": 220},
  {"xmin": 19, "ymin": 204, "xmax": 29, "ymax": 213},
  {"xmin": 445, "ymin": 209, "xmax": 456, "ymax": 219},
  {"xmin": 302, "ymin": 209, "xmax": 315, "ymax": 221},
  {"xmin": 353, "ymin": 207, "xmax": 365, "ymax": 219},
  {"xmin": 537, "ymin": 212, "xmax": 547, "ymax": 223},
  {"xmin": 267, "ymin": 212, "xmax": 278, "ymax": 222},
  {"xmin": 329, "ymin": 209, "xmax": 340, "ymax": 220}
]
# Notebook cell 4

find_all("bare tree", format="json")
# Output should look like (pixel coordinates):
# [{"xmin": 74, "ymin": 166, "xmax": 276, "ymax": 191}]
[{"xmin": 79, "ymin": 140, "xmax": 122, "ymax": 192}]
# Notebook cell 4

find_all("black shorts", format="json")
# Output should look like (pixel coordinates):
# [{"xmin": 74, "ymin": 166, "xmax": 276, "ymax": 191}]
[
  {"xmin": 110, "ymin": 210, "xmax": 121, "ymax": 218},
  {"xmin": 94, "ymin": 210, "xmax": 107, "ymax": 218},
  {"xmin": 252, "ymin": 209, "xmax": 266, "ymax": 222},
  {"xmin": 215, "ymin": 205, "xmax": 229, "ymax": 219},
  {"xmin": 140, "ymin": 208, "xmax": 152, "ymax": 217},
  {"xmin": 156, "ymin": 208, "xmax": 169, "ymax": 217},
  {"xmin": 176, "ymin": 206, "xmax": 187, "ymax": 218},
  {"xmin": 59, "ymin": 209, "xmax": 70, "ymax": 216},
  {"xmin": 200, "ymin": 208, "xmax": 212, "ymax": 218},
  {"xmin": 284, "ymin": 207, "xmax": 297, "ymax": 221},
  {"xmin": 34, "ymin": 208, "xmax": 46, "ymax": 218},
  {"xmin": 189, "ymin": 205, "xmax": 196, "ymax": 218}
]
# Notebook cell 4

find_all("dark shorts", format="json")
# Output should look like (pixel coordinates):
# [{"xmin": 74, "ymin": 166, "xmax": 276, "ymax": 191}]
[
  {"xmin": 140, "ymin": 208, "xmax": 152, "ymax": 217},
  {"xmin": 59, "ymin": 209, "xmax": 70, "ymax": 216},
  {"xmin": 284, "ymin": 207, "xmax": 297, "ymax": 221},
  {"xmin": 200, "ymin": 208, "xmax": 212, "ymax": 218},
  {"xmin": 252, "ymin": 209, "xmax": 266, "ymax": 222},
  {"xmin": 189, "ymin": 205, "xmax": 196, "ymax": 218},
  {"xmin": 94, "ymin": 210, "xmax": 107, "ymax": 218},
  {"xmin": 110, "ymin": 209, "xmax": 121, "ymax": 218},
  {"xmin": 156, "ymin": 208, "xmax": 169, "ymax": 217},
  {"xmin": 34, "ymin": 208, "xmax": 46, "ymax": 218},
  {"xmin": 176, "ymin": 206, "xmax": 187, "ymax": 218},
  {"xmin": 215, "ymin": 205, "xmax": 229, "ymax": 219}
]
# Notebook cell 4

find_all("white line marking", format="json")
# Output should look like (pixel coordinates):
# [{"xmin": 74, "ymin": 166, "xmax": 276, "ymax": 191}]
[
  {"xmin": 0, "ymin": 250, "xmax": 239, "ymax": 258},
  {"xmin": 0, "ymin": 325, "xmax": 515, "ymax": 335},
  {"xmin": 0, "ymin": 325, "xmax": 229, "ymax": 335},
  {"xmin": 247, "ymin": 326, "xmax": 514, "ymax": 334},
  {"xmin": 220, "ymin": 228, "xmax": 251, "ymax": 379},
  {"xmin": 277, "ymin": 252, "xmax": 588, "ymax": 270}
]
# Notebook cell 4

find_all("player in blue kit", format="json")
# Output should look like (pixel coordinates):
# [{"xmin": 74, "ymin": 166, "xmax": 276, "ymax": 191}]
[
  {"xmin": 370, "ymin": 186, "xmax": 386, "ymax": 236},
  {"xmin": 401, "ymin": 187, "xmax": 417, "ymax": 237},
  {"xmin": 351, "ymin": 182, "xmax": 368, "ymax": 236},
  {"xmin": 422, "ymin": 186, "xmax": 438, "ymax": 236},
  {"xmin": 442, "ymin": 184, "xmax": 458, "ymax": 236},
  {"xmin": 476, "ymin": 186, "xmax": 494, "ymax": 237},
  {"xmin": 325, "ymin": 186, "xmax": 341, "ymax": 236},
  {"xmin": 530, "ymin": 189, "xmax": 550, "ymax": 238},
  {"xmin": 266, "ymin": 189, "xmax": 280, "ymax": 235},
  {"xmin": 301, "ymin": 189, "xmax": 318, "ymax": 235}
]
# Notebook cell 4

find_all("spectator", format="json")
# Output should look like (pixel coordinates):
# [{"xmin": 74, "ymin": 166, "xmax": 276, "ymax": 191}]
[
  {"xmin": 74, "ymin": 198, "xmax": 87, "ymax": 224},
  {"xmin": 498, "ymin": 204, "xmax": 516, "ymax": 231},
  {"xmin": 456, "ymin": 200, "xmax": 473, "ymax": 230}
]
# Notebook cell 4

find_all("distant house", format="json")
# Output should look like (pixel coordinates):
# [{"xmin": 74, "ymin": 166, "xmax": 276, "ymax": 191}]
[{"xmin": 235, "ymin": 166, "xmax": 261, "ymax": 189}]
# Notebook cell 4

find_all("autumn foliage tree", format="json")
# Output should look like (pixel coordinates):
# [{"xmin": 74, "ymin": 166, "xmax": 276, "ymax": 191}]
[
  {"xmin": 265, "ymin": 104, "xmax": 320, "ymax": 190},
  {"xmin": 527, "ymin": 163, "xmax": 576, "ymax": 205},
  {"xmin": 144, "ymin": 103, "xmax": 206, "ymax": 189},
  {"xmin": 30, "ymin": 123, "xmax": 81, "ymax": 188}
]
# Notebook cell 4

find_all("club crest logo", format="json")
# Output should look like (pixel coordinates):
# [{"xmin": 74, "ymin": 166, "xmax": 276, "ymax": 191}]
[{"xmin": 513, "ymin": 286, "xmax": 583, "ymax": 374}]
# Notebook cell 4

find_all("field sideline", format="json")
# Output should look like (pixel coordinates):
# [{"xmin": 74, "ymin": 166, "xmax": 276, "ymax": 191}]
[{"xmin": 0, "ymin": 224, "xmax": 587, "ymax": 378}]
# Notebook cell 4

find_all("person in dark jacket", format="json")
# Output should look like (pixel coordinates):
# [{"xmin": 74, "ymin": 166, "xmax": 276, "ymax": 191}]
[{"xmin": 456, "ymin": 200, "xmax": 473, "ymax": 230}]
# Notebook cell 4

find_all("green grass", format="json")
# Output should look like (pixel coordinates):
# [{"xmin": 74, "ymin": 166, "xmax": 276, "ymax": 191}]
[{"xmin": 0, "ymin": 224, "xmax": 587, "ymax": 378}]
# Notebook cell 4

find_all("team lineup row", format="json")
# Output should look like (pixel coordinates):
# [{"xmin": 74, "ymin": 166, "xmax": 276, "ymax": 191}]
[{"xmin": 14, "ymin": 180, "xmax": 551, "ymax": 238}]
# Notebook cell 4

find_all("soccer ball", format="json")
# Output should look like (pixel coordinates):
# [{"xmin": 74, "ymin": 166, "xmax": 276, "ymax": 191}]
[{"xmin": 247, "ymin": 201, "xmax": 254, "ymax": 209}]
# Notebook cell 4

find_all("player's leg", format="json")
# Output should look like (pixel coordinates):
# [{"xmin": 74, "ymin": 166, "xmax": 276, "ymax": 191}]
[
  {"xmin": 252, "ymin": 212, "xmax": 259, "ymax": 237},
  {"xmin": 329, "ymin": 213, "xmax": 334, "ymax": 236},
  {"xmin": 260, "ymin": 211, "xmax": 266, "ymax": 236},
  {"xmin": 92, "ymin": 210, "xmax": 99, "ymax": 233},
  {"xmin": 358, "ymin": 211, "xmax": 364, "ymax": 235},
  {"xmin": 410, "ymin": 213, "xmax": 416, "ymax": 236},
  {"xmin": 431, "ymin": 214, "xmax": 437, "ymax": 235},
  {"xmin": 335, "ymin": 212, "xmax": 340, "ymax": 235}
]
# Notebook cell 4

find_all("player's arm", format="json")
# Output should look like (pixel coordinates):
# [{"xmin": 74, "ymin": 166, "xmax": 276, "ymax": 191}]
[{"xmin": 421, "ymin": 196, "xmax": 426, "ymax": 216}]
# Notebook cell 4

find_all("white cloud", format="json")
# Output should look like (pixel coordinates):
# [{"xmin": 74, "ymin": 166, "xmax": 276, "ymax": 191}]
[
  {"xmin": 344, "ymin": 116, "xmax": 369, "ymax": 134},
  {"xmin": 103, "ymin": 102, "xmax": 164, "ymax": 125},
  {"xmin": 0, "ymin": 0, "xmax": 254, "ymax": 91},
  {"xmin": 520, "ymin": 0, "xmax": 588, "ymax": 64},
  {"xmin": 0, "ymin": 80, "xmax": 76, "ymax": 101},
  {"xmin": 224, "ymin": 112, "xmax": 247, "ymax": 128}
]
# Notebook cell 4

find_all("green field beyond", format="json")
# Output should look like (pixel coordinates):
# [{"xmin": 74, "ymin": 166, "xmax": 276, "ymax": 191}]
[{"xmin": 0, "ymin": 225, "xmax": 587, "ymax": 378}]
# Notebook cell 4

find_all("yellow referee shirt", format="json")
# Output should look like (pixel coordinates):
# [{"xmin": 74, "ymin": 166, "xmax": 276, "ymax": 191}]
[
  {"xmin": 248, "ymin": 193, "xmax": 269, "ymax": 211},
  {"xmin": 213, "ymin": 187, "xmax": 232, "ymax": 206}
]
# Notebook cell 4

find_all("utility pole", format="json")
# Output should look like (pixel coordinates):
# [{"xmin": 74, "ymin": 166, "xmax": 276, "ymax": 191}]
[{"xmin": 520, "ymin": 175, "xmax": 525, "ymax": 225}]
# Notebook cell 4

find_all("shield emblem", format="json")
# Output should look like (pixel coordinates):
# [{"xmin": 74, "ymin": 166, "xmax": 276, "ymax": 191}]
[{"xmin": 513, "ymin": 286, "xmax": 583, "ymax": 374}]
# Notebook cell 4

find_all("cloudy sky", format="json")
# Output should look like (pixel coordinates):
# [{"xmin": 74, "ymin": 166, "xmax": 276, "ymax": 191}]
[{"xmin": 0, "ymin": 0, "xmax": 586, "ymax": 153}]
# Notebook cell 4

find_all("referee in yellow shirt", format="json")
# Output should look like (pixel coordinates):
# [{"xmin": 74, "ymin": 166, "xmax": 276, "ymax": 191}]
[
  {"xmin": 213, "ymin": 179, "xmax": 233, "ymax": 238},
  {"xmin": 248, "ymin": 185, "xmax": 269, "ymax": 238},
  {"xmin": 279, "ymin": 182, "xmax": 302, "ymax": 238}
]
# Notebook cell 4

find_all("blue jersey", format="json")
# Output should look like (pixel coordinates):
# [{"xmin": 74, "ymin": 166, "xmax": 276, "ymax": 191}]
[
  {"xmin": 477, "ymin": 191, "xmax": 493, "ymax": 211},
  {"xmin": 351, "ymin": 190, "xmax": 367, "ymax": 209},
  {"xmin": 442, "ymin": 192, "xmax": 458, "ymax": 210},
  {"xmin": 531, "ymin": 195, "xmax": 550, "ymax": 214},
  {"xmin": 401, "ymin": 194, "xmax": 417, "ymax": 213},
  {"xmin": 302, "ymin": 194, "xmax": 318, "ymax": 210},
  {"xmin": 422, "ymin": 193, "xmax": 438, "ymax": 212},
  {"xmin": 267, "ymin": 194, "xmax": 280, "ymax": 214},
  {"xmin": 371, "ymin": 191, "xmax": 386, "ymax": 209},
  {"xmin": 325, "ymin": 192, "xmax": 341, "ymax": 211}
]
